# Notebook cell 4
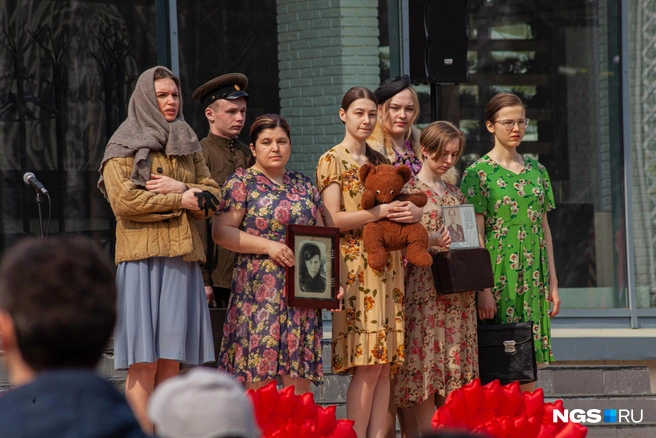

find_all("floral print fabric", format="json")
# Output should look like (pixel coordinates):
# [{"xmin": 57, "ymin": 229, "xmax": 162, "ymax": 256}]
[
  {"xmin": 461, "ymin": 155, "xmax": 555, "ymax": 363},
  {"xmin": 217, "ymin": 167, "xmax": 324, "ymax": 384},
  {"xmin": 395, "ymin": 178, "xmax": 479, "ymax": 408},
  {"xmin": 316, "ymin": 144, "xmax": 405, "ymax": 375},
  {"xmin": 392, "ymin": 139, "xmax": 422, "ymax": 176}
]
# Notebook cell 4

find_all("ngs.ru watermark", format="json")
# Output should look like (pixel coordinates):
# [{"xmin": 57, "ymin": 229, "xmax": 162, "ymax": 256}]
[{"xmin": 554, "ymin": 409, "xmax": 643, "ymax": 424}]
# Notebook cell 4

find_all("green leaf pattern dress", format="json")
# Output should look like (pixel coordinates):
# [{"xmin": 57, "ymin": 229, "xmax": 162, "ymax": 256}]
[{"xmin": 461, "ymin": 155, "xmax": 556, "ymax": 363}]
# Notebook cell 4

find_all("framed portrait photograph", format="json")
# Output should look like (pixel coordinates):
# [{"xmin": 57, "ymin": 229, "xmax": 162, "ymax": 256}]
[
  {"xmin": 442, "ymin": 204, "xmax": 480, "ymax": 249},
  {"xmin": 285, "ymin": 224, "xmax": 340, "ymax": 309}
]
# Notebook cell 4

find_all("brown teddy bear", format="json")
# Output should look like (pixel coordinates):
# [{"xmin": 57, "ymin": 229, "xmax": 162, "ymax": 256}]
[{"xmin": 360, "ymin": 163, "xmax": 433, "ymax": 270}]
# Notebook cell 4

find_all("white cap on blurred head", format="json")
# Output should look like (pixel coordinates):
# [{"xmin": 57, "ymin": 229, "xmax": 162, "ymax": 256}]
[{"xmin": 148, "ymin": 367, "xmax": 259, "ymax": 438}]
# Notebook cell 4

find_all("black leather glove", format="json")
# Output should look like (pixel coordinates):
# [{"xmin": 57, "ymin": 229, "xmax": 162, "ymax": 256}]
[{"xmin": 194, "ymin": 191, "xmax": 221, "ymax": 216}]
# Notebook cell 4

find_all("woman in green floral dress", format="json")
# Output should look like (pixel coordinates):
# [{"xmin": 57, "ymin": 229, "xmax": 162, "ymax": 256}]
[{"xmin": 461, "ymin": 93, "xmax": 561, "ymax": 391}]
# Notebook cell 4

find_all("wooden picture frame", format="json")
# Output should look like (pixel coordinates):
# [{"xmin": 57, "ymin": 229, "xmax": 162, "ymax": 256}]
[
  {"xmin": 442, "ymin": 204, "xmax": 480, "ymax": 249},
  {"xmin": 285, "ymin": 224, "xmax": 340, "ymax": 309}
]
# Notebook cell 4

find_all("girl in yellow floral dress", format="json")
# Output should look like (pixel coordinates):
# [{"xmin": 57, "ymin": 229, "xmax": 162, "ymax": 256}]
[{"xmin": 316, "ymin": 87, "xmax": 423, "ymax": 438}]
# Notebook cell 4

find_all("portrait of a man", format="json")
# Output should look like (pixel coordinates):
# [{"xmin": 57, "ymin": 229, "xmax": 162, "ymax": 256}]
[
  {"xmin": 446, "ymin": 208, "xmax": 465, "ymax": 243},
  {"xmin": 298, "ymin": 242, "xmax": 327, "ymax": 293}
]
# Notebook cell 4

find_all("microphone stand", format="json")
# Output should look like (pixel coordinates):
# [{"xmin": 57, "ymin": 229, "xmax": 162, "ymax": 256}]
[{"xmin": 35, "ymin": 191, "xmax": 45, "ymax": 240}]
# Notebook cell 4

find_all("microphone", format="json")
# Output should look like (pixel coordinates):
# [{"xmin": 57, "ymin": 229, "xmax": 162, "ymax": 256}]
[{"xmin": 23, "ymin": 172, "xmax": 48, "ymax": 195}]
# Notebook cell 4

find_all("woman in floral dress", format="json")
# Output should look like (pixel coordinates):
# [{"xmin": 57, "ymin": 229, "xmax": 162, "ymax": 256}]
[
  {"xmin": 316, "ymin": 87, "xmax": 423, "ymax": 438},
  {"xmin": 395, "ymin": 121, "xmax": 478, "ymax": 438},
  {"xmin": 213, "ymin": 114, "xmax": 324, "ymax": 394},
  {"xmin": 461, "ymin": 93, "xmax": 561, "ymax": 391},
  {"xmin": 367, "ymin": 74, "xmax": 422, "ymax": 174}
]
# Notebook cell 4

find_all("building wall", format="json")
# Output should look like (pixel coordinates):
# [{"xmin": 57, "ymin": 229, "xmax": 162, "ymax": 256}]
[{"xmin": 276, "ymin": 0, "xmax": 380, "ymax": 176}]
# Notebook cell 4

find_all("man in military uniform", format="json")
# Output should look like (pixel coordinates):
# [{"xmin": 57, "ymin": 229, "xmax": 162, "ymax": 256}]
[{"xmin": 193, "ymin": 73, "xmax": 253, "ymax": 308}]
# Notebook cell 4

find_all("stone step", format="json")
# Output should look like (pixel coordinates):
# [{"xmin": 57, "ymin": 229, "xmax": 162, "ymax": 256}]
[
  {"xmin": 0, "ymin": 360, "xmax": 7, "ymax": 384},
  {"xmin": 310, "ymin": 367, "xmax": 653, "ymax": 408},
  {"xmin": 585, "ymin": 423, "xmax": 656, "ymax": 438},
  {"xmin": 321, "ymin": 341, "xmax": 653, "ymax": 397},
  {"xmin": 546, "ymin": 394, "xmax": 656, "ymax": 422},
  {"xmin": 313, "ymin": 397, "xmax": 656, "ymax": 436},
  {"xmin": 96, "ymin": 352, "xmax": 127, "ymax": 379},
  {"xmin": 107, "ymin": 376, "xmax": 126, "ymax": 393},
  {"xmin": 538, "ymin": 365, "xmax": 651, "ymax": 396},
  {"xmin": 0, "ymin": 343, "xmax": 127, "ymax": 384},
  {"xmin": 314, "ymin": 373, "xmax": 351, "ymax": 401},
  {"xmin": 5, "ymin": 354, "xmax": 651, "ymax": 398}
]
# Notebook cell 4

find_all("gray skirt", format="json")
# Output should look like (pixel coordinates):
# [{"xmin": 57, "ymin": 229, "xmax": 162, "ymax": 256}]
[{"xmin": 114, "ymin": 256, "xmax": 215, "ymax": 369}]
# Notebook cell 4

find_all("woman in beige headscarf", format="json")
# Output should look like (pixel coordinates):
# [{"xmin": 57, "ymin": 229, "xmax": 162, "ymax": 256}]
[{"xmin": 99, "ymin": 66, "xmax": 221, "ymax": 433}]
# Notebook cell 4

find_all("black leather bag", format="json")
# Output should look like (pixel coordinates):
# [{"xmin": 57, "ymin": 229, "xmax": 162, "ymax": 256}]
[
  {"xmin": 432, "ymin": 248, "xmax": 494, "ymax": 294},
  {"xmin": 477, "ymin": 322, "xmax": 538, "ymax": 385}
]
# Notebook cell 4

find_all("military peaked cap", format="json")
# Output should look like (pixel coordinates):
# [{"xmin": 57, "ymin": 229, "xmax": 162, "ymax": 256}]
[{"xmin": 193, "ymin": 73, "xmax": 249, "ymax": 107}]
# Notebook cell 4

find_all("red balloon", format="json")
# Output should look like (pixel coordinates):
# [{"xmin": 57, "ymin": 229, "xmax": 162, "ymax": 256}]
[
  {"xmin": 482, "ymin": 379, "xmax": 502, "ymax": 407},
  {"xmin": 314, "ymin": 405, "xmax": 338, "ymax": 436},
  {"xmin": 524, "ymin": 388, "xmax": 546, "ymax": 418},
  {"xmin": 250, "ymin": 382, "xmax": 278, "ymax": 427},
  {"xmin": 443, "ymin": 388, "xmax": 467, "ymax": 421},
  {"xmin": 432, "ymin": 405, "xmax": 456, "ymax": 429},
  {"xmin": 292, "ymin": 392, "xmax": 317, "ymax": 424},
  {"xmin": 483, "ymin": 418, "xmax": 505, "ymax": 438},
  {"xmin": 262, "ymin": 414, "xmax": 288, "ymax": 437},
  {"xmin": 283, "ymin": 422, "xmax": 301, "ymax": 437},
  {"xmin": 472, "ymin": 424, "xmax": 493, "ymax": 437},
  {"xmin": 330, "ymin": 419, "xmax": 357, "ymax": 438},
  {"xmin": 525, "ymin": 415, "xmax": 543, "ymax": 437},
  {"xmin": 298, "ymin": 420, "xmax": 317, "ymax": 438},
  {"xmin": 429, "ymin": 380, "xmax": 588, "ymax": 438},
  {"xmin": 272, "ymin": 385, "xmax": 297, "ymax": 418},
  {"xmin": 498, "ymin": 417, "xmax": 514, "ymax": 434},
  {"xmin": 465, "ymin": 409, "xmax": 495, "ymax": 429},
  {"xmin": 543, "ymin": 400, "xmax": 565, "ymax": 427},
  {"xmin": 536, "ymin": 422, "xmax": 557, "ymax": 438},
  {"xmin": 510, "ymin": 416, "xmax": 528, "ymax": 438},
  {"xmin": 247, "ymin": 383, "xmax": 356, "ymax": 438},
  {"xmin": 462, "ymin": 378, "xmax": 484, "ymax": 414},
  {"xmin": 555, "ymin": 422, "xmax": 588, "ymax": 438},
  {"xmin": 499, "ymin": 382, "xmax": 523, "ymax": 417}
]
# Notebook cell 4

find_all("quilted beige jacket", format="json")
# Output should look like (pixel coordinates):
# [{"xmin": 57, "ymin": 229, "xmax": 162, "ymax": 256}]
[{"xmin": 102, "ymin": 150, "xmax": 221, "ymax": 264}]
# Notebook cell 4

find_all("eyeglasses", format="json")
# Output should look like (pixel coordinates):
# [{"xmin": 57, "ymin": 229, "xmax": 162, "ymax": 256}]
[{"xmin": 493, "ymin": 118, "xmax": 530, "ymax": 131}]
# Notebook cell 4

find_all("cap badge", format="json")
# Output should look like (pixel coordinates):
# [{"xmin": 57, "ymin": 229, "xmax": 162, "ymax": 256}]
[{"xmin": 234, "ymin": 84, "xmax": 240, "ymax": 91}]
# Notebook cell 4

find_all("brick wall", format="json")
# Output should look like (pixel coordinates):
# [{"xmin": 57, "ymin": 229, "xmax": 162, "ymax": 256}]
[{"xmin": 276, "ymin": 0, "xmax": 380, "ymax": 176}]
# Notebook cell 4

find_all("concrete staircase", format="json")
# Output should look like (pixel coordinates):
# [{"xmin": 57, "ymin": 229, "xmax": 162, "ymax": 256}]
[
  {"xmin": 311, "ymin": 338, "xmax": 656, "ymax": 438},
  {"xmin": 540, "ymin": 365, "xmax": 656, "ymax": 438},
  {"xmin": 0, "ymin": 344, "xmax": 127, "ymax": 395},
  {"xmin": 96, "ymin": 344, "xmax": 128, "ymax": 393},
  {"xmin": 2, "ymin": 342, "xmax": 655, "ymax": 438}
]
